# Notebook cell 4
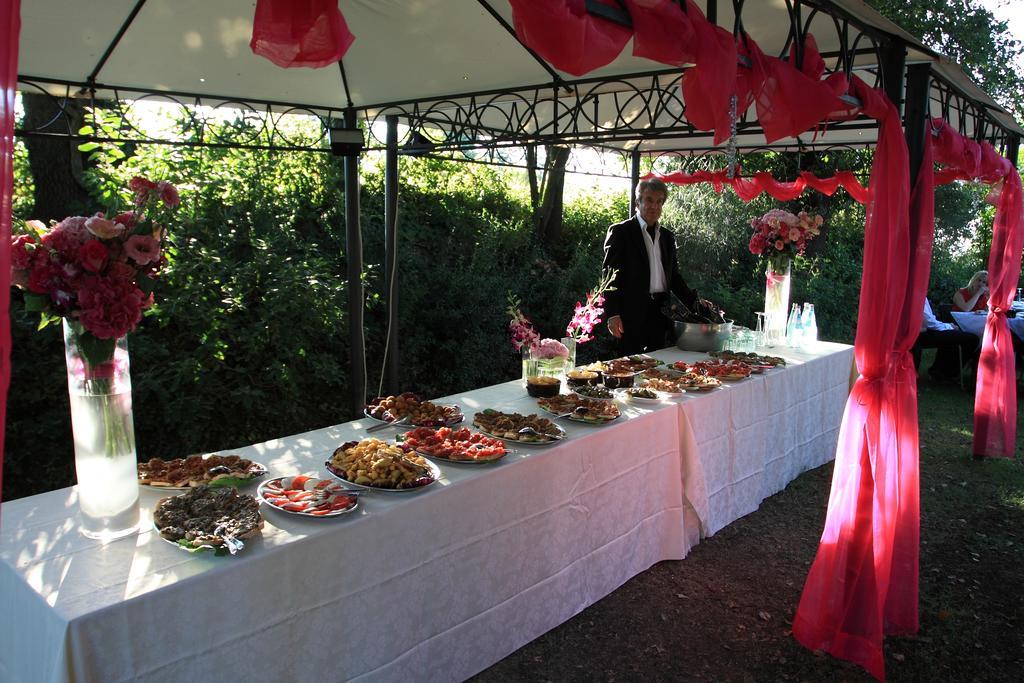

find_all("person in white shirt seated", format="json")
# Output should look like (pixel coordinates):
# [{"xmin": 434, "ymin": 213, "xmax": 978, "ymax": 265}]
[{"xmin": 915, "ymin": 299, "xmax": 980, "ymax": 382}]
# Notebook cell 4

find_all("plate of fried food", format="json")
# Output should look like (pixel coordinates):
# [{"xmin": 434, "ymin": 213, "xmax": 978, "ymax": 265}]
[
  {"xmin": 472, "ymin": 409, "xmax": 567, "ymax": 446},
  {"xmin": 138, "ymin": 453, "xmax": 268, "ymax": 490},
  {"xmin": 326, "ymin": 438, "xmax": 440, "ymax": 491},
  {"xmin": 537, "ymin": 394, "xmax": 621, "ymax": 424},
  {"xmin": 364, "ymin": 392, "xmax": 464, "ymax": 427},
  {"xmin": 399, "ymin": 426, "xmax": 508, "ymax": 463},
  {"xmin": 153, "ymin": 486, "xmax": 263, "ymax": 555}
]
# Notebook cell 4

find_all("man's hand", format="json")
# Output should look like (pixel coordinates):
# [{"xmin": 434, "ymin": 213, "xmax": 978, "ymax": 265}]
[{"xmin": 608, "ymin": 315, "xmax": 624, "ymax": 338}]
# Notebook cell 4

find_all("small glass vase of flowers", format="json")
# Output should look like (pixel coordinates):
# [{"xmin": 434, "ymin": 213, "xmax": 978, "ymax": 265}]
[{"xmin": 507, "ymin": 269, "xmax": 616, "ymax": 396}]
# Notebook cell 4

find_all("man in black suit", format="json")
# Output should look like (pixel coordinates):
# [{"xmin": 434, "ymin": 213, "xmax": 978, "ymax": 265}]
[{"xmin": 602, "ymin": 178, "xmax": 698, "ymax": 355}]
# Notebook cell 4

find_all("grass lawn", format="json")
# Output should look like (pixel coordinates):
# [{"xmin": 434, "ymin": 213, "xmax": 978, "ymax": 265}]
[{"xmin": 475, "ymin": 366, "xmax": 1024, "ymax": 682}]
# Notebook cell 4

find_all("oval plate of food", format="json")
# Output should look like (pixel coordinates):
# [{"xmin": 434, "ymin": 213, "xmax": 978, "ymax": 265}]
[
  {"xmin": 535, "ymin": 395, "xmax": 620, "ymax": 423},
  {"xmin": 257, "ymin": 475, "xmax": 360, "ymax": 517},
  {"xmin": 620, "ymin": 387, "xmax": 668, "ymax": 403},
  {"xmin": 399, "ymin": 426, "xmax": 509, "ymax": 464},
  {"xmin": 138, "ymin": 454, "xmax": 268, "ymax": 490},
  {"xmin": 472, "ymin": 409, "xmax": 567, "ymax": 446},
  {"xmin": 153, "ymin": 486, "xmax": 263, "ymax": 555},
  {"xmin": 325, "ymin": 438, "xmax": 440, "ymax": 491},
  {"xmin": 572, "ymin": 384, "xmax": 616, "ymax": 401},
  {"xmin": 364, "ymin": 393, "xmax": 464, "ymax": 427}
]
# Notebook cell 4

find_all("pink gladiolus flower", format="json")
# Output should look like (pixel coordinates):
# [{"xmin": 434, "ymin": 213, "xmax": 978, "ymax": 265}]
[
  {"xmin": 123, "ymin": 235, "xmax": 161, "ymax": 265},
  {"xmin": 85, "ymin": 216, "xmax": 126, "ymax": 239}
]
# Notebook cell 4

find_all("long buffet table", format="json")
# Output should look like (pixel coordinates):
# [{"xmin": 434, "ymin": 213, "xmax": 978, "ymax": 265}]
[{"xmin": 1, "ymin": 342, "xmax": 853, "ymax": 683}]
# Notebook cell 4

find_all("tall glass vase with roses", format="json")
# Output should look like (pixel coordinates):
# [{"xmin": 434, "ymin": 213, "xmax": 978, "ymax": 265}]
[
  {"xmin": 10, "ymin": 177, "xmax": 180, "ymax": 540},
  {"xmin": 747, "ymin": 209, "xmax": 822, "ymax": 345},
  {"xmin": 507, "ymin": 269, "xmax": 616, "ymax": 396}
]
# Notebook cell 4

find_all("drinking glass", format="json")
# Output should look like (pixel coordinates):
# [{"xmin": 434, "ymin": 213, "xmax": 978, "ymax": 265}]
[{"xmin": 754, "ymin": 312, "xmax": 767, "ymax": 348}]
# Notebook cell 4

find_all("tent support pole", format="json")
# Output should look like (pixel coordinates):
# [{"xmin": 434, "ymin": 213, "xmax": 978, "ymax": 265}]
[
  {"xmin": 904, "ymin": 64, "xmax": 932, "ymax": 189},
  {"xmin": 1007, "ymin": 134, "xmax": 1020, "ymax": 169},
  {"xmin": 344, "ymin": 108, "xmax": 366, "ymax": 415},
  {"xmin": 881, "ymin": 42, "xmax": 907, "ymax": 117},
  {"xmin": 630, "ymin": 149, "xmax": 641, "ymax": 216},
  {"xmin": 383, "ymin": 115, "xmax": 400, "ymax": 395}
]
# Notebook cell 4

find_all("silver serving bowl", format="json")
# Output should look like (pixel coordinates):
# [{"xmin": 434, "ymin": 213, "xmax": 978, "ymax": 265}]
[{"xmin": 675, "ymin": 320, "xmax": 733, "ymax": 352}]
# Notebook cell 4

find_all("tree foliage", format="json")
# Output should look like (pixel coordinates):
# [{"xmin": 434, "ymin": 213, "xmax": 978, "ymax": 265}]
[{"xmin": 867, "ymin": 0, "xmax": 1024, "ymax": 121}]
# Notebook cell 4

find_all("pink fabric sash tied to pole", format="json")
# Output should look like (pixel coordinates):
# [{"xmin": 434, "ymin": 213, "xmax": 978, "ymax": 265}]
[
  {"xmin": 931, "ymin": 118, "xmax": 1024, "ymax": 458},
  {"xmin": 793, "ymin": 80, "xmax": 931, "ymax": 681}
]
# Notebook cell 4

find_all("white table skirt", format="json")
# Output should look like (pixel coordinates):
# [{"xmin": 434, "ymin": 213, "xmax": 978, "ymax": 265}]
[
  {"xmin": 1, "ymin": 342, "xmax": 853, "ymax": 683},
  {"xmin": 951, "ymin": 310, "xmax": 1024, "ymax": 339}
]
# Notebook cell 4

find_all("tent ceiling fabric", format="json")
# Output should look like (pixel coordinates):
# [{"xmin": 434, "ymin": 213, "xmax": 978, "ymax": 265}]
[{"xmin": 16, "ymin": 0, "xmax": 1023, "ymax": 152}]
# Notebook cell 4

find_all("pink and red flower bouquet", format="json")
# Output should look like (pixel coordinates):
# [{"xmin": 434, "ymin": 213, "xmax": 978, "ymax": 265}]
[
  {"xmin": 747, "ymin": 208, "xmax": 823, "ymax": 273},
  {"xmin": 10, "ymin": 176, "xmax": 180, "ymax": 365}
]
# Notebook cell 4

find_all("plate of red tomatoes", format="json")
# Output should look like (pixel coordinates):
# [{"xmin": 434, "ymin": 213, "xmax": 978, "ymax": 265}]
[{"xmin": 399, "ymin": 426, "xmax": 509, "ymax": 464}]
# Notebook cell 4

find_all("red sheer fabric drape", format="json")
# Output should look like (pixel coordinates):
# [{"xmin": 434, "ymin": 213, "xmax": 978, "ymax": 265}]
[
  {"xmin": 931, "ymin": 118, "xmax": 1023, "ymax": 458},
  {"xmin": 973, "ymin": 168, "xmax": 1024, "ymax": 457},
  {"xmin": 647, "ymin": 169, "xmax": 867, "ymax": 204},
  {"xmin": 250, "ymin": 0, "xmax": 355, "ymax": 68},
  {"xmin": 0, "ymin": 0, "xmax": 20, "ymax": 513},
  {"xmin": 679, "ymin": 4, "xmax": 736, "ymax": 144},
  {"xmin": 793, "ymin": 81, "xmax": 926, "ymax": 681},
  {"xmin": 753, "ymin": 34, "xmax": 847, "ymax": 143},
  {"xmin": 624, "ymin": 0, "xmax": 696, "ymax": 66},
  {"xmin": 508, "ymin": 0, "xmax": 631, "ymax": 76}
]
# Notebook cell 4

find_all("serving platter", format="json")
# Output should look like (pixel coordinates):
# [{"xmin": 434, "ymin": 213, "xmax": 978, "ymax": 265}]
[
  {"xmin": 364, "ymin": 392, "xmax": 464, "ymax": 427},
  {"xmin": 620, "ymin": 388, "xmax": 669, "ymax": 403},
  {"xmin": 326, "ymin": 439, "xmax": 441, "ymax": 492},
  {"xmin": 257, "ymin": 476, "xmax": 360, "ymax": 517},
  {"xmin": 138, "ymin": 454, "xmax": 268, "ymax": 490},
  {"xmin": 472, "ymin": 409, "xmax": 567, "ymax": 446},
  {"xmin": 153, "ymin": 486, "xmax": 263, "ymax": 555},
  {"xmin": 399, "ymin": 426, "xmax": 509, "ymax": 464},
  {"xmin": 537, "ymin": 395, "xmax": 620, "ymax": 424}
]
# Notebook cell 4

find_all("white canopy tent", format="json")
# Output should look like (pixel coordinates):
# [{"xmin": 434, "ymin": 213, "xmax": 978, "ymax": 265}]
[{"xmin": 16, "ymin": 0, "xmax": 1022, "ymax": 152}]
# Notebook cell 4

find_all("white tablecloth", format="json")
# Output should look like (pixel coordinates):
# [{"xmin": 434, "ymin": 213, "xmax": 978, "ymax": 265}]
[
  {"xmin": 0, "ymin": 342, "xmax": 853, "ymax": 683},
  {"xmin": 951, "ymin": 310, "xmax": 1024, "ymax": 339}
]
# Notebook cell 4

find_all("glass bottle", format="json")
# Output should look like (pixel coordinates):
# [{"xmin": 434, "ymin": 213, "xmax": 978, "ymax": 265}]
[
  {"xmin": 786, "ymin": 304, "xmax": 801, "ymax": 347},
  {"xmin": 802, "ymin": 303, "xmax": 818, "ymax": 347}
]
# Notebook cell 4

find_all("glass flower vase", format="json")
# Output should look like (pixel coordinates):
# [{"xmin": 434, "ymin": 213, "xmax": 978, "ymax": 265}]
[
  {"xmin": 560, "ymin": 336, "xmax": 577, "ymax": 372},
  {"xmin": 63, "ymin": 320, "xmax": 140, "ymax": 541},
  {"xmin": 764, "ymin": 258, "xmax": 792, "ymax": 347}
]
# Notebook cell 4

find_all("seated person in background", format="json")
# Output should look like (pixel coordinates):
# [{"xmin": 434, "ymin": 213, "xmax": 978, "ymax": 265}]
[
  {"xmin": 953, "ymin": 270, "xmax": 989, "ymax": 312},
  {"xmin": 916, "ymin": 299, "xmax": 980, "ymax": 382}
]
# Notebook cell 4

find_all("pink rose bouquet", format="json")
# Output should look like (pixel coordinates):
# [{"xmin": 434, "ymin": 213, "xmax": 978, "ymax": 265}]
[
  {"xmin": 10, "ymin": 176, "xmax": 180, "ymax": 365},
  {"xmin": 748, "ymin": 208, "xmax": 823, "ymax": 273}
]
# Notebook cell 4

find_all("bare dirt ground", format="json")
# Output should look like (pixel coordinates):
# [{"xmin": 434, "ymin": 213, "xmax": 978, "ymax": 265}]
[{"xmin": 472, "ymin": 380, "xmax": 1024, "ymax": 682}]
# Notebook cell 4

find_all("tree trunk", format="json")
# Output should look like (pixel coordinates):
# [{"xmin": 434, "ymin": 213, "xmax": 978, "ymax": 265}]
[
  {"xmin": 22, "ymin": 93, "xmax": 92, "ymax": 221},
  {"xmin": 536, "ymin": 145, "xmax": 571, "ymax": 245}
]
